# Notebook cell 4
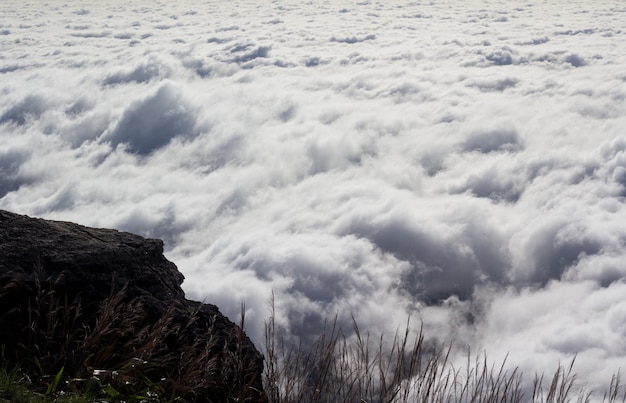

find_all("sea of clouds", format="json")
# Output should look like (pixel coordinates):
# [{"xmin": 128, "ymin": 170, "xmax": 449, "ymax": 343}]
[{"xmin": 1, "ymin": 0, "xmax": 626, "ymax": 393}]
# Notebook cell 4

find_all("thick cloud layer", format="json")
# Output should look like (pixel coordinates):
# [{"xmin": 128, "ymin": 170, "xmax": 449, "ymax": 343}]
[{"xmin": 2, "ymin": 0, "xmax": 626, "ymax": 394}]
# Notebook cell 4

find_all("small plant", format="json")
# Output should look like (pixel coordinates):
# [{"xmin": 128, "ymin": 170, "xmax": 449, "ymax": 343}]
[
  {"xmin": 0, "ymin": 364, "xmax": 32, "ymax": 403},
  {"xmin": 0, "ymin": 266, "xmax": 265, "ymax": 402}
]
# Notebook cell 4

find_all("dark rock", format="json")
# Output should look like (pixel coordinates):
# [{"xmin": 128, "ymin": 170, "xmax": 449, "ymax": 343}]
[
  {"xmin": 0, "ymin": 209, "xmax": 266, "ymax": 402},
  {"xmin": 0, "ymin": 210, "xmax": 184, "ymax": 310}
]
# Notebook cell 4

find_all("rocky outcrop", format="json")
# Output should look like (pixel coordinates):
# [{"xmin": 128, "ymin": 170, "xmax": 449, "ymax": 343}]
[{"xmin": 0, "ymin": 209, "xmax": 266, "ymax": 402}]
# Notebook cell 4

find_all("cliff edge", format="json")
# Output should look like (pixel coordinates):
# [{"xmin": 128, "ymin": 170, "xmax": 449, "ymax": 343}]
[{"xmin": 0, "ymin": 209, "xmax": 265, "ymax": 402}]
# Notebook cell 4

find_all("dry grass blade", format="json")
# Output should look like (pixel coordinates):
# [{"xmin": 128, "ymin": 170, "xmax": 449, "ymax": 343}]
[{"xmin": 262, "ymin": 305, "xmax": 625, "ymax": 403}]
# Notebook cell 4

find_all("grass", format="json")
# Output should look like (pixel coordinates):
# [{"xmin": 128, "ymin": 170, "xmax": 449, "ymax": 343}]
[
  {"xmin": 0, "ymin": 267, "xmax": 263, "ymax": 402},
  {"xmin": 262, "ymin": 294, "xmax": 626, "ymax": 403},
  {"xmin": 2, "ymin": 269, "xmax": 625, "ymax": 402}
]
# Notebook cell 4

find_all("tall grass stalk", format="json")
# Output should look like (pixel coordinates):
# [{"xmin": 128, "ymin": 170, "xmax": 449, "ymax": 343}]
[{"xmin": 263, "ymin": 297, "xmax": 626, "ymax": 403}]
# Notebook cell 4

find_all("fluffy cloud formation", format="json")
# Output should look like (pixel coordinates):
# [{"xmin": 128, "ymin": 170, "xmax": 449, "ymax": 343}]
[{"xmin": 2, "ymin": 0, "xmax": 626, "ymax": 394}]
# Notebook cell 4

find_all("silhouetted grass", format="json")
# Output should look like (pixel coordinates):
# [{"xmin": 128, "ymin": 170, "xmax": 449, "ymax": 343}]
[
  {"xmin": 2, "ymin": 268, "xmax": 625, "ymax": 402},
  {"xmin": 0, "ymin": 266, "xmax": 263, "ymax": 402},
  {"xmin": 263, "ymin": 294, "xmax": 626, "ymax": 403}
]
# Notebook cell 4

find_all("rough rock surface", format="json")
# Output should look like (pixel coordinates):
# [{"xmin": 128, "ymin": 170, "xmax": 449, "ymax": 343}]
[
  {"xmin": 0, "ymin": 209, "xmax": 266, "ymax": 401},
  {"xmin": 0, "ymin": 210, "xmax": 185, "ymax": 310}
]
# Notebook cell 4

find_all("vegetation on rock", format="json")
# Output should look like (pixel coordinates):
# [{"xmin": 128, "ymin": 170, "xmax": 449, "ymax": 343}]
[{"xmin": 1, "ymin": 210, "xmax": 625, "ymax": 402}]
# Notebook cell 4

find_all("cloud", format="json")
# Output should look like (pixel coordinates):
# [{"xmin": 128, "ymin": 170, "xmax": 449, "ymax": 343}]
[
  {"xmin": 330, "ymin": 34, "xmax": 376, "ymax": 44},
  {"xmin": 515, "ymin": 36, "xmax": 550, "ymax": 46},
  {"xmin": 485, "ymin": 48, "xmax": 516, "ymax": 65},
  {"xmin": 70, "ymin": 31, "xmax": 111, "ymax": 38},
  {"xmin": 478, "ymin": 280, "xmax": 626, "ymax": 390},
  {"xmin": 564, "ymin": 53, "xmax": 586, "ymax": 67},
  {"xmin": 463, "ymin": 124, "xmax": 522, "ymax": 153},
  {"xmin": 102, "ymin": 82, "xmax": 199, "ymax": 155},
  {"xmin": 229, "ymin": 44, "xmax": 271, "ymax": 64},
  {"xmin": 0, "ymin": 94, "xmax": 51, "ymax": 126},
  {"xmin": 509, "ymin": 217, "xmax": 603, "ymax": 285},
  {"xmin": 336, "ymin": 203, "xmax": 508, "ymax": 303},
  {"xmin": 102, "ymin": 54, "xmax": 173, "ymax": 85},
  {"xmin": 1, "ymin": 0, "xmax": 626, "ymax": 394},
  {"xmin": 0, "ymin": 148, "xmax": 31, "ymax": 198}
]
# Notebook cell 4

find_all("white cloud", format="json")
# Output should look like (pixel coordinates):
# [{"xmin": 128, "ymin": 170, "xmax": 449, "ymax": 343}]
[
  {"xmin": 2, "ymin": 0, "xmax": 626, "ymax": 395},
  {"xmin": 102, "ymin": 81, "xmax": 200, "ymax": 155}
]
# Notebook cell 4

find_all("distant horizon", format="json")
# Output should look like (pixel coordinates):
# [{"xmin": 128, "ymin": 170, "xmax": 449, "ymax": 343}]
[{"xmin": 1, "ymin": 0, "xmax": 625, "ymax": 395}]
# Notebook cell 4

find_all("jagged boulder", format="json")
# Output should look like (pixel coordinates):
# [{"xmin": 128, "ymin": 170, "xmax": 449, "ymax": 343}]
[{"xmin": 0, "ymin": 209, "xmax": 266, "ymax": 402}]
